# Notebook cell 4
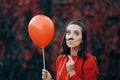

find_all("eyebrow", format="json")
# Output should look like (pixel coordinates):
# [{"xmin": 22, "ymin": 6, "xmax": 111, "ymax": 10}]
[
  {"xmin": 74, "ymin": 30, "xmax": 80, "ymax": 32},
  {"xmin": 66, "ymin": 29, "xmax": 81, "ymax": 32}
]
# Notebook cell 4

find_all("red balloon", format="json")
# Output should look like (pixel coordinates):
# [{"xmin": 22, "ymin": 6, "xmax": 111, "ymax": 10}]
[{"xmin": 28, "ymin": 15, "xmax": 54, "ymax": 47}]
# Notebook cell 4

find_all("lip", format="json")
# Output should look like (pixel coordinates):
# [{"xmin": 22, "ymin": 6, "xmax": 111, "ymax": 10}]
[{"xmin": 67, "ymin": 40, "xmax": 73, "ymax": 44}]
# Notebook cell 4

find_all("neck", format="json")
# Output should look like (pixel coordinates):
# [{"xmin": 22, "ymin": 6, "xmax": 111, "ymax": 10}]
[{"xmin": 70, "ymin": 47, "xmax": 79, "ymax": 56}]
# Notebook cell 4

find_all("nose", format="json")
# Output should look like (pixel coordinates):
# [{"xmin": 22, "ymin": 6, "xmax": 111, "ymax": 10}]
[
  {"xmin": 69, "ymin": 33, "xmax": 74, "ymax": 38},
  {"xmin": 66, "ymin": 33, "xmax": 74, "ymax": 40}
]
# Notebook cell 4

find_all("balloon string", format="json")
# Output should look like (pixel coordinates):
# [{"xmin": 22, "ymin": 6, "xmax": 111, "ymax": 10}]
[{"xmin": 42, "ymin": 47, "xmax": 46, "ymax": 69}]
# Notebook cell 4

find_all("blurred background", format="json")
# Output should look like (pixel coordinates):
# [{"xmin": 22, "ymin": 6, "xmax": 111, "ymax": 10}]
[{"xmin": 0, "ymin": 0, "xmax": 120, "ymax": 80}]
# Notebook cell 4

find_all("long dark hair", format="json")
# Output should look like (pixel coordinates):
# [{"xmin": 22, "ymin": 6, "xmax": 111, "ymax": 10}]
[{"xmin": 62, "ymin": 19, "xmax": 87, "ymax": 59}]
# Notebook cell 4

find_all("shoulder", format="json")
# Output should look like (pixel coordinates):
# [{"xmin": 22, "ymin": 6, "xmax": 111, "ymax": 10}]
[
  {"xmin": 86, "ymin": 52, "xmax": 97, "ymax": 62},
  {"xmin": 56, "ymin": 54, "xmax": 66, "ymax": 63},
  {"xmin": 84, "ymin": 52, "xmax": 99, "ymax": 74}
]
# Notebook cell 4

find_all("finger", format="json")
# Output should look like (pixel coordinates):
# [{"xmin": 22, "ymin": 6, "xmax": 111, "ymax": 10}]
[
  {"xmin": 42, "ymin": 69, "xmax": 47, "ymax": 73},
  {"xmin": 42, "ymin": 71, "xmax": 47, "ymax": 79},
  {"xmin": 42, "ymin": 69, "xmax": 46, "ymax": 71},
  {"xmin": 68, "ymin": 55, "xmax": 74, "ymax": 61},
  {"xmin": 42, "ymin": 69, "xmax": 47, "ymax": 76},
  {"xmin": 42, "ymin": 76, "xmax": 46, "ymax": 80},
  {"xmin": 42, "ymin": 71, "xmax": 46, "ymax": 74}
]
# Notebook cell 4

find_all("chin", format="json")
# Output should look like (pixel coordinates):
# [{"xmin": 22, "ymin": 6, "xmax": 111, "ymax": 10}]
[
  {"xmin": 68, "ymin": 45, "xmax": 79, "ymax": 49},
  {"xmin": 68, "ymin": 45, "xmax": 74, "ymax": 48}
]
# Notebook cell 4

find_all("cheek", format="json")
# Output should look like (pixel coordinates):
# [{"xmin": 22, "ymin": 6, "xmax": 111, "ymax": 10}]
[
  {"xmin": 74, "ymin": 36, "xmax": 82, "ymax": 44},
  {"xmin": 75, "ymin": 35, "xmax": 82, "ymax": 41}
]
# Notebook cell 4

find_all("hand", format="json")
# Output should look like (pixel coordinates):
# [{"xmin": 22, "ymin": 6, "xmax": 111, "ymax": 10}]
[
  {"xmin": 66, "ymin": 55, "xmax": 76, "ymax": 76},
  {"xmin": 42, "ymin": 69, "xmax": 53, "ymax": 80}
]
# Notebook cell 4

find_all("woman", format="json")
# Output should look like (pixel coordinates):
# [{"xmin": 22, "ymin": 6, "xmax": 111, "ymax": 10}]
[{"xmin": 42, "ymin": 19, "xmax": 99, "ymax": 80}]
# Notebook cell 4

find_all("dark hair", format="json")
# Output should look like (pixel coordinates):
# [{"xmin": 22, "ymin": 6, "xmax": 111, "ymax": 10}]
[{"xmin": 62, "ymin": 19, "xmax": 87, "ymax": 59}]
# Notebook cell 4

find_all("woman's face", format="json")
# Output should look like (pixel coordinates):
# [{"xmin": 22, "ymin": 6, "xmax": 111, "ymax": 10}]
[{"xmin": 66, "ymin": 24, "xmax": 83, "ymax": 48}]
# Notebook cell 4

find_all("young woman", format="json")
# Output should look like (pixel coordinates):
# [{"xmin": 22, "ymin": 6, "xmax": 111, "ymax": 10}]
[{"xmin": 42, "ymin": 19, "xmax": 99, "ymax": 80}]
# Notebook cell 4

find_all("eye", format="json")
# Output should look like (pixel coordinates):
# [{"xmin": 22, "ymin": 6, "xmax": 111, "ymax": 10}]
[
  {"xmin": 74, "ymin": 31, "xmax": 79, "ymax": 36},
  {"xmin": 66, "ymin": 31, "xmax": 71, "ymax": 35}
]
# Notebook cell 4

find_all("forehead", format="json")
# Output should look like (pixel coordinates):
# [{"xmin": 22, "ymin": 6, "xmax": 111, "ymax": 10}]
[{"xmin": 66, "ymin": 24, "xmax": 82, "ymax": 31}]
